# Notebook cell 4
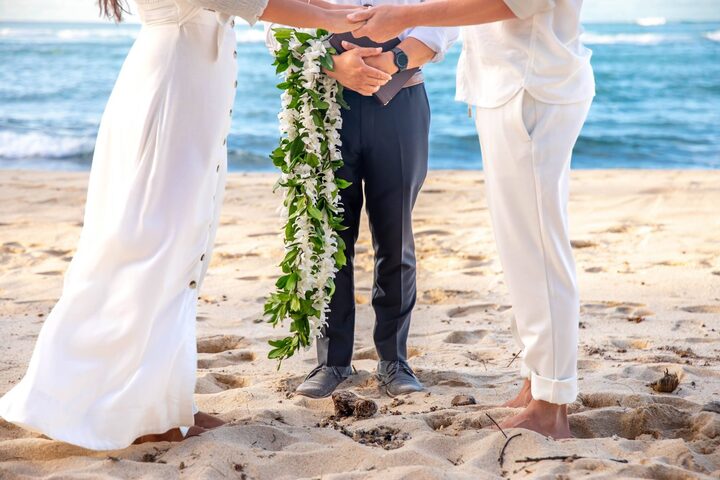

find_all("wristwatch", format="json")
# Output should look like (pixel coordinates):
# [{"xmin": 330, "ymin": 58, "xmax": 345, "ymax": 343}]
[{"xmin": 391, "ymin": 47, "xmax": 409, "ymax": 72}]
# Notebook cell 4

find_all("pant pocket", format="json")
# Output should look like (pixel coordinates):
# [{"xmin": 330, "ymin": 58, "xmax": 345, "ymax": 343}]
[{"xmin": 512, "ymin": 89, "xmax": 537, "ymax": 143}]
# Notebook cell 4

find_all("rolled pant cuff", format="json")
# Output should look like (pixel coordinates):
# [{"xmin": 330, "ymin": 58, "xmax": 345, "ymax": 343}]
[{"xmin": 530, "ymin": 371, "xmax": 577, "ymax": 405}]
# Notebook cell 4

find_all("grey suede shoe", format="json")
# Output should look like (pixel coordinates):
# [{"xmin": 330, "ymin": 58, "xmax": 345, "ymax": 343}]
[
  {"xmin": 376, "ymin": 360, "xmax": 424, "ymax": 397},
  {"xmin": 295, "ymin": 365, "xmax": 351, "ymax": 399}
]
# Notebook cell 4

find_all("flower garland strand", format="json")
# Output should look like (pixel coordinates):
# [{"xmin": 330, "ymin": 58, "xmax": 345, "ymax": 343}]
[{"xmin": 264, "ymin": 28, "xmax": 350, "ymax": 365}]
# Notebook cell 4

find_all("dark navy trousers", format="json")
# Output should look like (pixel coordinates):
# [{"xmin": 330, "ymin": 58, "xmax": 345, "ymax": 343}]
[{"xmin": 316, "ymin": 84, "xmax": 430, "ymax": 370}]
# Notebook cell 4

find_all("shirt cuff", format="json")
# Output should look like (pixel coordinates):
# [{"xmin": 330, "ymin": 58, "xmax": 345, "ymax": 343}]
[
  {"xmin": 244, "ymin": 0, "xmax": 269, "ymax": 26},
  {"xmin": 502, "ymin": 0, "xmax": 555, "ymax": 20},
  {"xmin": 407, "ymin": 27, "xmax": 459, "ymax": 63}
]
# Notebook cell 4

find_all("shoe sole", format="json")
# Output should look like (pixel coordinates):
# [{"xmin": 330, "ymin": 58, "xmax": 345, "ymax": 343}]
[
  {"xmin": 376, "ymin": 374, "xmax": 424, "ymax": 398},
  {"xmin": 294, "ymin": 390, "xmax": 333, "ymax": 399}
]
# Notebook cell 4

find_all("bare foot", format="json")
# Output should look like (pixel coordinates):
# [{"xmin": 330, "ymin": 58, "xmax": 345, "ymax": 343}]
[
  {"xmin": 496, "ymin": 399, "xmax": 572, "ymax": 439},
  {"xmin": 133, "ymin": 426, "xmax": 206, "ymax": 444},
  {"xmin": 194, "ymin": 411, "xmax": 226, "ymax": 429},
  {"xmin": 502, "ymin": 379, "xmax": 532, "ymax": 408}
]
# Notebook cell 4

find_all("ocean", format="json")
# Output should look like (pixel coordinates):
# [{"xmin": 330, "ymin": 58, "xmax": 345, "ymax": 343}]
[{"xmin": 0, "ymin": 19, "xmax": 719, "ymax": 171}]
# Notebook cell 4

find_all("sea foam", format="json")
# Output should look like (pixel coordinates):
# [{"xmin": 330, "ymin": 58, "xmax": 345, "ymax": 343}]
[
  {"xmin": 581, "ymin": 32, "xmax": 666, "ymax": 45},
  {"xmin": 705, "ymin": 30, "xmax": 720, "ymax": 42},
  {"xmin": 0, "ymin": 131, "xmax": 94, "ymax": 160},
  {"xmin": 636, "ymin": 17, "xmax": 667, "ymax": 27},
  {"xmin": 1, "ymin": 25, "xmax": 266, "ymax": 44}
]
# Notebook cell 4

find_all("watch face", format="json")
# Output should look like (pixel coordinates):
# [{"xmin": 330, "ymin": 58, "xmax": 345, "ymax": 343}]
[{"xmin": 394, "ymin": 48, "xmax": 409, "ymax": 70}]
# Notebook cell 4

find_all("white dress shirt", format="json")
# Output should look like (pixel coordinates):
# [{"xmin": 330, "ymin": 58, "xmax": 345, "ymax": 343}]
[
  {"xmin": 456, "ymin": 0, "xmax": 595, "ymax": 108},
  {"xmin": 264, "ymin": 0, "xmax": 458, "ymax": 63}
]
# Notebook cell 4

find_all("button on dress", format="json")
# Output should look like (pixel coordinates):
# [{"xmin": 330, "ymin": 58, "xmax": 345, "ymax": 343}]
[{"xmin": 0, "ymin": 0, "xmax": 267, "ymax": 450}]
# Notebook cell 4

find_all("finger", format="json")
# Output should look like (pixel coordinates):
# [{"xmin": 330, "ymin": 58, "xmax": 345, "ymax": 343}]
[
  {"xmin": 360, "ymin": 65, "xmax": 392, "ymax": 81},
  {"xmin": 347, "ymin": 9, "xmax": 373, "ymax": 22},
  {"xmin": 361, "ymin": 82, "xmax": 382, "ymax": 93},
  {"xmin": 351, "ymin": 25, "xmax": 369, "ymax": 39},
  {"xmin": 365, "ymin": 80, "xmax": 387, "ymax": 89},
  {"xmin": 345, "ymin": 43, "xmax": 383, "ymax": 58}
]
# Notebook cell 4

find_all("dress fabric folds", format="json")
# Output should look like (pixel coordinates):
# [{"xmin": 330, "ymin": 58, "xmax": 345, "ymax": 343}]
[{"xmin": 0, "ymin": 1, "xmax": 239, "ymax": 450}]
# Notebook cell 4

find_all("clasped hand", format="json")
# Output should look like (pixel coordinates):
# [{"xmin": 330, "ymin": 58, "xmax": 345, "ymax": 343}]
[
  {"xmin": 325, "ymin": 42, "xmax": 395, "ymax": 96},
  {"xmin": 324, "ymin": 5, "xmax": 409, "ymax": 96}
]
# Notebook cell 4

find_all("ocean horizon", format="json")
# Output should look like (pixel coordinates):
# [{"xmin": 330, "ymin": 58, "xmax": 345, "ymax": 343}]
[{"xmin": 1, "ymin": 19, "xmax": 719, "ymax": 171}]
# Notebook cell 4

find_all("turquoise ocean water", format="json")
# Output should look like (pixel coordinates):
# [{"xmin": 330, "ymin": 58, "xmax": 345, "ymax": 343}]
[{"xmin": 0, "ymin": 20, "xmax": 718, "ymax": 170}]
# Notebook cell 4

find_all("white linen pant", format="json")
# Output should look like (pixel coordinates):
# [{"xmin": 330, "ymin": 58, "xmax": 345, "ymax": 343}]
[{"xmin": 474, "ymin": 90, "xmax": 592, "ymax": 405}]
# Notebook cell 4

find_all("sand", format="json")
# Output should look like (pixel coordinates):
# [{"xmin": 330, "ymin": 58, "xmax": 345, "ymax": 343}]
[{"xmin": 0, "ymin": 169, "xmax": 719, "ymax": 479}]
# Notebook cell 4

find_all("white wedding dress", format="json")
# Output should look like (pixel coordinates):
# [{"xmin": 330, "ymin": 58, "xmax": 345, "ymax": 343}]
[{"xmin": 0, "ymin": 0, "xmax": 266, "ymax": 450}]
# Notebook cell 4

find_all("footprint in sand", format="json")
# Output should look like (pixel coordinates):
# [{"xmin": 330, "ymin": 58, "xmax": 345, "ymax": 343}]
[
  {"xmin": 415, "ymin": 229, "xmax": 453, "ymax": 237},
  {"xmin": 216, "ymin": 251, "xmax": 260, "ymax": 260},
  {"xmin": 425, "ymin": 412, "xmax": 457, "ymax": 431},
  {"xmin": 43, "ymin": 249, "xmax": 71, "ymax": 257},
  {"xmin": 353, "ymin": 346, "xmax": 422, "ymax": 361},
  {"xmin": 211, "ymin": 373, "xmax": 249, "ymax": 389},
  {"xmin": 447, "ymin": 304, "xmax": 506, "ymax": 319},
  {"xmin": 610, "ymin": 338, "xmax": 650, "ymax": 350},
  {"xmin": 570, "ymin": 399, "xmax": 712, "ymax": 443},
  {"xmin": 605, "ymin": 224, "xmax": 633, "ymax": 234},
  {"xmin": 443, "ymin": 330, "xmax": 489, "ymax": 345},
  {"xmin": 581, "ymin": 301, "xmax": 654, "ymax": 319},
  {"xmin": 418, "ymin": 370, "xmax": 480, "ymax": 388},
  {"xmin": 236, "ymin": 275, "xmax": 261, "ymax": 281},
  {"xmin": 196, "ymin": 335, "xmax": 255, "ymax": 367},
  {"xmin": 419, "ymin": 289, "xmax": 479, "ymax": 305},
  {"xmin": 680, "ymin": 305, "xmax": 720, "ymax": 314},
  {"xmin": 197, "ymin": 350, "xmax": 256, "ymax": 368},
  {"xmin": 353, "ymin": 347, "xmax": 379, "ymax": 361},
  {"xmin": 36, "ymin": 270, "xmax": 62, "ymax": 276},
  {"xmin": 197, "ymin": 334, "xmax": 248, "ymax": 353},
  {"xmin": 246, "ymin": 232, "xmax": 277, "ymax": 238},
  {"xmin": 195, "ymin": 372, "xmax": 249, "ymax": 393},
  {"xmin": 571, "ymin": 240, "xmax": 597, "ymax": 249}
]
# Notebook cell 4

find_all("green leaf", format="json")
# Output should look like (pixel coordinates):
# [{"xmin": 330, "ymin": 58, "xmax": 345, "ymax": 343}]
[
  {"xmin": 305, "ymin": 153, "xmax": 319, "ymax": 168},
  {"xmin": 281, "ymin": 248, "xmax": 299, "ymax": 268},
  {"xmin": 334, "ymin": 248, "xmax": 346, "ymax": 267},
  {"xmin": 336, "ymin": 84, "xmax": 350, "ymax": 110},
  {"xmin": 294, "ymin": 31, "xmax": 313, "ymax": 43},
  {"xmin": 273, "ymin": 28, "xmax": 293, "ymax": 40},
  {"xmin": 320, "ymin": 54, "xmax": 334, "ymax": 72},
  {"xmin": 307, "ymin": 204, "xmax": 323, "ymax": 221},
  {"xmin": 336, "ymin": 178, "xmax": 352, "ymax": 189},
  {"xmin": 275, "ymin": 273, "xmax": 292, "ymax": 289},
  {"xmin": 314, "ymin": 99, "xmax": 330, "ymax": 110},
  {"xmin": 286, "ymin": 272, "xmax": 298, "ymax": 292},
  {"xmin": 312, "ymin": 111, "xmax": 324, "ymax": 129}
]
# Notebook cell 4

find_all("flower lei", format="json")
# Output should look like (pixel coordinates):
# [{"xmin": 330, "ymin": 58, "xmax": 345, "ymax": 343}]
[{"xmin": 264, "ymin": 28, "xmax": 350, "ymax": 365}]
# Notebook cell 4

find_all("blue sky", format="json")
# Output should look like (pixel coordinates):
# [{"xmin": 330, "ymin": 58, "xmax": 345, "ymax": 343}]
[{"xmin": 1, "ymin": 0, "xmax": 719, "ymax": 23}]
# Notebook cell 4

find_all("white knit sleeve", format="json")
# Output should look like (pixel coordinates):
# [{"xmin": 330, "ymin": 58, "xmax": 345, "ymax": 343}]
[{"xmin": 185, "ymin": 0, "xmax": 270, "ymax": 25}]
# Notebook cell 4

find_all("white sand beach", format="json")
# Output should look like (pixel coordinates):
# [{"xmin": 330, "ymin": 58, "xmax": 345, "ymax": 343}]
[{"xmin": 0, "ymin": 169, "xmax": 719, "ymax": 479}]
